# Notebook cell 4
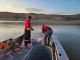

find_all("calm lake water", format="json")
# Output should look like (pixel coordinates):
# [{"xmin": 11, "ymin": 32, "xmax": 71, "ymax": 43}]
[{"xmin": 0, "ymin": 24, "xmax": 80, "ymax": 60}]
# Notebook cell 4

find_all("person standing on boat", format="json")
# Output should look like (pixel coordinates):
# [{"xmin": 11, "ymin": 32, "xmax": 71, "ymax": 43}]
[
  {"xmin": 24, "ymin": 16, "xmax": 33, "ymax": 48},
  {"xmin": 41, "ymin": 25, "xmax": 53, "ymax": 46}
]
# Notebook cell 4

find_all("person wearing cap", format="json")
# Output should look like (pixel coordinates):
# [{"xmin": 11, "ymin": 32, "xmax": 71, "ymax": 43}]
[
  {"xmin": 41, "ymin": 25, "xmax": 53, "ymax": 46},
  {"xmin": 24, "ymin": 16, "xmax": 33, "ymax": 48}
]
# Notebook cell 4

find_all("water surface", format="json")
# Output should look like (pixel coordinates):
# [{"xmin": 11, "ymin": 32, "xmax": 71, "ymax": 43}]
[{"xmin": 0, "ymin": 24, "xmax": 80, "ymax": 60}]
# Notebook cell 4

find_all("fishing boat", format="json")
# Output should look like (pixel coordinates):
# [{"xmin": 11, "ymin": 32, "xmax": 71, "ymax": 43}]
[{"xmin": 0, "ymin": 33, "xmax": 69, "ymax": 60}]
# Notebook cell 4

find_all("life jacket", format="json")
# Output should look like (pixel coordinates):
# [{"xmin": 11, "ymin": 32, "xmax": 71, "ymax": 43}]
[
  {"xmin": 0, "ymin": 43, "xmax": 3, "ymax": 49},
  {"xmin": 41, "ymin": 25, "xmax": 48, "ymax": 33},
  {"xmin": 24, "ymin": 19, "xmax": 31, "ymax": 31},
  {"xmin": 0, "ymin": 43, "xmax": 6, "ymax": 49}
]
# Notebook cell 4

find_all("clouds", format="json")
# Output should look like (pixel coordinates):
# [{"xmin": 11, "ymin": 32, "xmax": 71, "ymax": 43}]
[
  {"xmin": 0, "ymin": 0, "xmax": 25, "ymax": 9},
  {"xmin": 0, "ymin": 0, "xmax": 26, "ymax": 5},
  {"xmin": 0, "ymin": 3, "xmax": 77, "ymax": 15},
  {"xmin": 0, "ymin": 0, "xmax": 79, "ymax": 14},
  {"xmin": 0, "ymin": 0, "xmax": 59, "ymax": 14},
  {"xmin": 0, "ymin": 3, "xmax": 58, "ymax": 14},
  {"xmin": 0, "ymin": 3, "xmax": 63, "ymax": 14},
  {"xmin": 0, "ymin": 0, "xmax": 25, "ymax": 2},
  {"xmin": 0, "ymin": 0, "xmax": 29, "ymax": 3},
  {"xmin": 0, "ymin": 4, "xmax": 28, "ymax": 13}
]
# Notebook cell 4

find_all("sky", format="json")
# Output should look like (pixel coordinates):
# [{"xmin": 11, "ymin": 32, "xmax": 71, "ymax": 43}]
[{"xmin": 0, "ymin": 0, "xmax": 80, "ymax": 15}]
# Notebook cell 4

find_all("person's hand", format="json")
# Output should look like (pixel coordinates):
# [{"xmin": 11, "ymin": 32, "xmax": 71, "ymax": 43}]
[{"xmin": 31, "ymin": 28, "xmax": 34, "ymax": 31}]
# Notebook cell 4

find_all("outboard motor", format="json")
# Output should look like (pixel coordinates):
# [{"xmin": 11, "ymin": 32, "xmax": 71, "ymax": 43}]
[{"xmin": 24, "ymin": 45, "xmax": 53, "ymax": 60}]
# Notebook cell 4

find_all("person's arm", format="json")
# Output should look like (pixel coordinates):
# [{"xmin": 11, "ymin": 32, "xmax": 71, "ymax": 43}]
[{"xmin": 31, "ymin": 26, "xmax": 34, "ymax": 31}]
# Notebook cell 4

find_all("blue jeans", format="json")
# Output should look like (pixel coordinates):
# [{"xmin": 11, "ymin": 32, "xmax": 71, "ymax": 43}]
[{"xmin": 44, "ymin": 30, "xmax": 53, "ymax": 46}]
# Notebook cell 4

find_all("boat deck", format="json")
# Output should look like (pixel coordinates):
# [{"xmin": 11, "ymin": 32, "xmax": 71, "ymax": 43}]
[
  {"xmin": 0, "ymin": 34, "xmax": 69, "ymax": 60},
  {"xmin": 0, "ymin": 39, "xmax": 43, "ymax": 60}
]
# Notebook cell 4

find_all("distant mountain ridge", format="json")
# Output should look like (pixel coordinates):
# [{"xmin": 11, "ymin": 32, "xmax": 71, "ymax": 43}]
[{"xmin": 0, "ymin": 12, "xmax": 80, "ymax": 21}]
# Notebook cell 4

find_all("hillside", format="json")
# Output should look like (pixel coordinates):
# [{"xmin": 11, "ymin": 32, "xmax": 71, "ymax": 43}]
[{"xmin": 0, "ymin": 12, "xmax": 80, "ymax": 21}]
